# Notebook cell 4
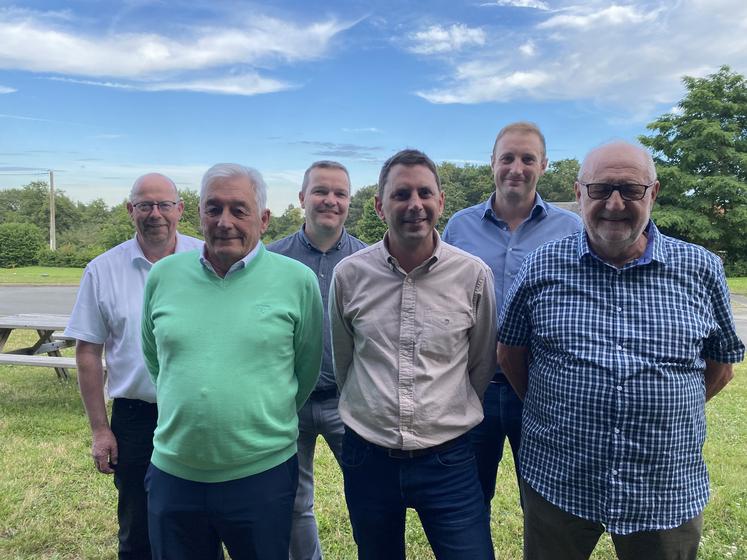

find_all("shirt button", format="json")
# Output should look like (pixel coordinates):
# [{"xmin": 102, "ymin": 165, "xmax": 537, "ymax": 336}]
[
  {"xmin": 507, "ymin": 247, "xmax": 513, "ymax": 252},
  {"xmin": 616, "ymin": 344, "xmax": 623, "ymax": 351},
  {"xmin": 614, "ymin": 428, "xmax": 620, "ymax": 434},
  {"xmin": 616, "ymin": 306, "xmax": 622, "ymax": 312},
  {"xmin": 612, "ymin": 469, "xmax": 618, "ymax": 476},
  {"xmin": 616, "ymin": 385, "xmax": 623, "ymax": 392}
]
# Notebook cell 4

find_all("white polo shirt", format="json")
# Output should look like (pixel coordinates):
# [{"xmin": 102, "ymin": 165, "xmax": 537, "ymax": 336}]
[{"xmin": 65, "ymin": 233, "xmax": 203, "ymax": 402}]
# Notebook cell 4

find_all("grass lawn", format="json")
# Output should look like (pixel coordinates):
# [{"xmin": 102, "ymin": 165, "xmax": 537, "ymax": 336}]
[
  {"xmin": 728, "ymin": 277, "xmax": 747, "ymax": 296},
  {"xmin": 0, "ymin": 267, "xmax": 84, "ymax": 285},
  {"xmin": 0, "ymin": 328, "xmax": 745, "ymax": 559}
]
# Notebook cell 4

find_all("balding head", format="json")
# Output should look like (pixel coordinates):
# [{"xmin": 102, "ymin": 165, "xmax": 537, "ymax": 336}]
[
  {"xmin": 130, "ymin": 173, "xmax": 179, "ymax": 202},
  {"xmin": 127, "ymin": 173, "xmax": 184, "ymax": 253}
]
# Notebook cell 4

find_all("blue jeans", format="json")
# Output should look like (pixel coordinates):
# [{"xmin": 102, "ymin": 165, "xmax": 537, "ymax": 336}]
[
  {"xmin": 470, "ymin": 381, "xmax": 523, "ymax": 508},
  {"xmin": 291, "ymin": 395, "xmax": 344, "ymax": 560},
  {"xmin": 110, "ymin": 398, "xmax": 157, "ymax": 560},
  {"xmin": 341, "ymin": 428, "xmax": 494, "ymax": 560},
  {"xmin": 145, "ymin": 457, "xmax": 298, "ymax": 560}
]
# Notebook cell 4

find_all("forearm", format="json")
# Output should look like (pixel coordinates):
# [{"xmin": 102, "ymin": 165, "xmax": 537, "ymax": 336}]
[
  {"xmin": 704, "ymin": 359, "xmax": 735, "ymax": 401},
  {"xmin": 76, "ymin": 342, "xmax": 109, "ymax": 433},
  {"xmin": 497, "ymin": 342, "xmax": 529, "ymax": 400}
]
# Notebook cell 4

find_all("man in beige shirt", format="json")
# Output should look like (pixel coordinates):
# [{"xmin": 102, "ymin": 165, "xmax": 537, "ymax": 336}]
[{"xmin": 330, "ymin": 149, "xmax": 497, "ymax": 560}]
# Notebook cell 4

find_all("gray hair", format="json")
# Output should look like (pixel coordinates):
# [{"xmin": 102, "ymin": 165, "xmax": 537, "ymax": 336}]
[
  {"xmin": 301, "ymin": 160, "xmax": 350, "ymax": 194},
  {"xmin": 200, "ymin": 163, "xmax": 267, "ymax": 211},
  {"xmin": 578, "ymin": 141, "xmax": 657, "ymax": 183},
  {"xmin": 129, "ymin": 173, "xmax": 179, "ymax": 201}
]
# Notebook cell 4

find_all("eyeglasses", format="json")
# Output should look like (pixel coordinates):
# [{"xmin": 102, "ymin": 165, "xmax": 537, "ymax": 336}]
[
  {"xmin": 132, "ymin": 200, "xmax": 179, "ymax": 213},
  {"xmin": 580, "ymin": 183, "xmax": 654, "ymax": 201}
]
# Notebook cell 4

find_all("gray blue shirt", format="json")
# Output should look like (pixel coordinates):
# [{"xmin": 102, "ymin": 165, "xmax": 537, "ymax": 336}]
[
  {"xmin": 267, "ymin": 226, "xmax": 366, "ymax": 392},
  {"xmin": 498, "ymin": 223, "xmax": 745, "ymax": 533}
]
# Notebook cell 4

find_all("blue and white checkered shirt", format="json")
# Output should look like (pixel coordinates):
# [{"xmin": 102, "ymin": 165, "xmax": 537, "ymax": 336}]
[{"xmin": 498, "ymin": 222, "xmax": 745, "ymax": 534}]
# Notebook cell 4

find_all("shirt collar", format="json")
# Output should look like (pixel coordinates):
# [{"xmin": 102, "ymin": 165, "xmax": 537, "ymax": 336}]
[
  {"xmin": 382, "ymin": 229, "xmax": 441, "ymax": 273},
  {"xmin": 130, "ymin": 233, "xmax": 185, "ymax": 266},
  {"xmin": 299, "ymin": 224, "xmax": 346, "ymax": 252},
  {"xmin": 481, "ymin": 192, "xmax": 548, "ymax": 225},
  {"xmin": 200, "ymin": 241, "xmax": 263, "ymax": 277},
  {"xmin": 578, "ymin": 221, "xmax": 664, "ymax": 268}
]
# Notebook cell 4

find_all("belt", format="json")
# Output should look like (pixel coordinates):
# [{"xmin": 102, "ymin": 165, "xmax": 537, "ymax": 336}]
[
  {"xmin": 348, "ymin": 428, "xmax": 461, "ymax": 459},
  {"xmin": 308, "ymin": 387, "xmax": 338, "ymax": 401}
]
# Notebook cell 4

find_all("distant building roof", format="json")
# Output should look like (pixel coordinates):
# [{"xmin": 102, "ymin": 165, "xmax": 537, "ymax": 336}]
[{"xmin": 551, "ymin": 201, "xmax": 581, "ymax": 216}]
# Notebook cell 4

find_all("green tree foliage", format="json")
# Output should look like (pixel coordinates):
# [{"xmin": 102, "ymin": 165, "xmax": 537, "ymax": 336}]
[
  {"xmin": 640, "ymin": 65, "xmax": 747, "ymax": 269},
  {"xmin": 346, "ymin": 184, "xmax": 377, "ymax": 238},
  {"xmin": 263, "ymin": 204, "xmax": 305, "ymax": 243},
  {"xmin": 0, "ymin": 223, "xmax": 44, "ymax": 267},
  {"xmin": 179, "ymin": 188, "xmax": 201, "ymax": 233},
  {"xmin": 537, "ymin": 159, "xmax": 579, "ymax": 202},
  {"xmin": 0, "ymin": 181, "xmax": 82, "ymax": 235},
  {"xmin": 356, "ymin": 197, "xmax": 387, "ymax": 245}
]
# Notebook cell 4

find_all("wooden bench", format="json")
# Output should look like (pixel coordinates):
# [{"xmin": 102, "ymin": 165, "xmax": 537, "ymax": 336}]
[{"xmin": 0, "ymin": 354, "xmax": 79, "ymax": 369}]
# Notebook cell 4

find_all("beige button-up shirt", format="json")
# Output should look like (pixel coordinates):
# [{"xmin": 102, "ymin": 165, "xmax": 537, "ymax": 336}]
[{"xmin": 330, "ymin": 231, "xmax": 497, "ymax": 450}]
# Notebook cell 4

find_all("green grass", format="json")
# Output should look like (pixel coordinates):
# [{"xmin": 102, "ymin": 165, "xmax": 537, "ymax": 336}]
[
  {"xmin": 0, "ymin": 330, "xmax": 745, "ymax": 559},
  {"xmin": 0, "ymin": 267, "xmax": 84, "ymax": 285},
  {"xmin": 728, "ymin": 277, "xmax": 747, "ymax": 296}
]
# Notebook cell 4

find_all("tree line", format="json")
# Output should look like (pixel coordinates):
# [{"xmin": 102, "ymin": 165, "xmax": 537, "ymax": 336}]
[{"xmin": 1, "ymin": 66, "xmax": 745, "ymax": 275}]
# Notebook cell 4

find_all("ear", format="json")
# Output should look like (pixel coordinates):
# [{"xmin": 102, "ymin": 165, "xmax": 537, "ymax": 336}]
[
  {"xmin": 649, "ymin": 180, "xmax": 660, "ymax": 205},
  {"xmin": 126, "ymin": 201, "xmax": 135, "ymax": 220},
  {"xmin": 298, "ymin": 190, "xmax": 306, "ymax": 209},
  {"xmin": 260, "ymin": 209, "xmax": 271, "ymax": 234},
  {"xmin": 540, "ymin": 157, "xmax": 548, "ymax": 174},
  {"xmin": 374, "ymin": 195, "xmax": 386, "ymax": 222},
  {"xmin": 437, "ymin": 189, "xmax": 445, "ymax": 217},
  {"xmin": 574, "ymin": 181, "xmax": 582, "ymax": 204}
]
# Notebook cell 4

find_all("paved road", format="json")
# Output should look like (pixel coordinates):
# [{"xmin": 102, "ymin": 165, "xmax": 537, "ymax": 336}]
[
  {"xmin": 0, "ymin": 286, "xmax": 746, "ymax": 344},
  {"xmin": 0, "ymin": 286, "xmax": 79, "ymax": 315}
]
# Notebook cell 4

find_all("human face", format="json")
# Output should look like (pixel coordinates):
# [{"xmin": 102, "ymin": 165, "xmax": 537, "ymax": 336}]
[
  {"xmin": 375, "ymin": 164, "xmax": 444, "ymax": 248},
  {"xmin": 127, "ymin": 174, "xmax": 184, "ymax": 248},
  {"xmin": 299, "ymin": 167, "xmax": 350, "ymax": 235},
  {"xmin": 491, "ymin": 131, "xmax": 547, "ymax": 206},
  {"xmin": 200, "ymin": 175, "xmax": 270, "ymax": 274},
  {"xmin": 575, "ymin": 144, "xmax": 659, "ymax": 261}
]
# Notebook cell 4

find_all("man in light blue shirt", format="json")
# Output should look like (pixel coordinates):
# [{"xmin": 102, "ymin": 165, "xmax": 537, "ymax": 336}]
[{"xmin": 443, "ymin": 122, "xmax": 581, "ymax": 509}]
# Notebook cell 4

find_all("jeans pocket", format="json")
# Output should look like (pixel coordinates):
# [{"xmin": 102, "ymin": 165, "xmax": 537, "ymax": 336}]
[
  {"xmin": 435, "ymin": 440, "xmax": 475, "ymax": 468},
  {"xmin": 341, "ymin": 433, "xmax": 370, "ymax": 468}
]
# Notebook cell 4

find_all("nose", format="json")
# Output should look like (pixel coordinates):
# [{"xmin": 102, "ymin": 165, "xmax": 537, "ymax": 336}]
[
  {"xmin": 216, "ymin": 208, "xmax": 233, "ymax": 228},
  {"xmin": 509, "ymin": 159, "xmax": 524, "ymax": 175},
  {"xmin": 604, "ymin": 190, "xmax": 626, "ymax": 211},
  {"xmin": 406, "ymin": 192, "xmax": 424, "ymax": 212}
]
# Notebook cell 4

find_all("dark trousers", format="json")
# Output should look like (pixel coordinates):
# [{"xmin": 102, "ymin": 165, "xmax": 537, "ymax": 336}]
[
  {"xmin": 469, "ymin": 381, "xmax": 523, "ymax": 508},
  {"xmin": 110, "ymin": 398, "xmax": 158, "ymax": 560},
  {"xmin": 341, "ymin": 428, "xmax": 494, "ymax": 560},
  {"xmin": 145, "ymin": 456, "xmax": 299, "ymax": 560},
  {"xmin": 521, "ymin": 479, "xmax": 703, "ymax": 560}
]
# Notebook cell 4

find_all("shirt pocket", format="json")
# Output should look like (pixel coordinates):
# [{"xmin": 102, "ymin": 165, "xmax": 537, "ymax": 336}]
[{"xmin": 420, "ymin": 308, "xmax": 473, "ymax": 359}]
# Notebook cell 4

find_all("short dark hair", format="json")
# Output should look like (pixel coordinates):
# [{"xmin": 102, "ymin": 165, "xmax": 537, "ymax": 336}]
[
  {"xmin": 300, "ymin": 160, "xmax": 350, "ymax": 194},
  {"xmin": 491, "ymin": 121, "xmax": 547, "ymax": 162},
  {"xmin": 377, "ymin": 149, "xmax": 441, "ymax": 199}
]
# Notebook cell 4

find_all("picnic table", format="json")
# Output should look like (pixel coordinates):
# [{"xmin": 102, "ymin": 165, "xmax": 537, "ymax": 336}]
[{"xmin": 0, "ymin": 313, "xmax": 77, "ymax": 380}]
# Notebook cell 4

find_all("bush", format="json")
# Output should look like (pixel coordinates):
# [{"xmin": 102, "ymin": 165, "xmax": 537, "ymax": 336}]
[
  {"xmin": 36, "ymin": 244, "xmax": 104, "ymax": 268},
  {"xmin": 724, "ymin": 259, "xmax": 747, "ymax": 277},
  {"xmin": 0, "ymin": 222, "xmax": 44, "ymax": 267}
]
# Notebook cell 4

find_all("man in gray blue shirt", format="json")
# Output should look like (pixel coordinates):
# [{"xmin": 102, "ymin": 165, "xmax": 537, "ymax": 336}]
[
  {"xmin": 267, "ymin": 160, "xmax": 365, "ymax": 560},
  {"xmin": 443, "ymin": 122, "xmax": 582, "ymax": 509}
]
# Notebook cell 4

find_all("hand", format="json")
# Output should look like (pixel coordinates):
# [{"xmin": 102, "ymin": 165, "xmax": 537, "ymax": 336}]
[{"xmin": 91, "ymin": 428, "xmax": 118, "ymax": 474}]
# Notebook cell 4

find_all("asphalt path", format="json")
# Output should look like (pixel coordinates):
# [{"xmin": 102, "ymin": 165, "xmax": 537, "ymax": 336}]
[{"xmin": 0, "ymin": 286, "xmax": 746, "ymax": 344}]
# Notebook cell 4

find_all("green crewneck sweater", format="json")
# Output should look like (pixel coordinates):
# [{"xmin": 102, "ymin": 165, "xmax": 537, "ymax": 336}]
[{"xmin": 141, "ymin": 245, "xmax": 323, "ymax": 482}]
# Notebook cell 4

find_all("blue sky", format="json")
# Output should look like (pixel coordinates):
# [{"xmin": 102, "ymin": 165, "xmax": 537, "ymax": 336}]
[{"xmin": 1, "ymin": 0, "xmax": 745, "ymax": 213}]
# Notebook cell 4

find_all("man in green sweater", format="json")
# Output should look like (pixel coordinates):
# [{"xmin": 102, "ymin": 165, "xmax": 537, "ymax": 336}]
[{"xmin": 141, "ymin": 163, "xmax": 323, "ymax": 560}]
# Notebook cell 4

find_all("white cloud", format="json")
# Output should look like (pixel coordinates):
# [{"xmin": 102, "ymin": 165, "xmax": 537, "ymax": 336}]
[
  {"xmin": 519, "ymin": 40, "xmax": 537, "ymax": 56},
  {"xmin": 539, "ymin": 5, "xmax": 657, "ymax": 29},
  {"xmin": 490, "ymin": 0, "xmax": 551, "ymax": 9},
  {"xmin": 413, "ymin": 1, "xmax": 747, "ymax": 118},
  {"xmin": 342, "ymin": 127, "xmax": 382, "ymax": 133},
  {"xmin": 0, "ymin": 10, "xmax": 354, "ymax": 95},
  {"xmin": 0, "ymin": 85, "xmax": 16, "ymax": 93},
  {"xmin": 408, "ymin": 24, "xmax": 486, "ymax": 55}
]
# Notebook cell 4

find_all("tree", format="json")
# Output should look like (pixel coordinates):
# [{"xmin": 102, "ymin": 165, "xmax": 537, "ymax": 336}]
[
  {"xmin": 356, "ymin": 197, "xmax": 387, "ymax": 245},
  {"xmin": 640, "ymin": 65, "xmax": 747, "ymax": 270},
  {"xmin": 0, "ymin": 223, "xmax": 44, "ymax": 267},
  {"xmin": 263, "ymin": 204, "xmax": 305, "ymax": 243},
  {"xmin": 179, "ymin": 188, "xmax": 201, "ymax": 233},
  {"xmin": 0, "ymin": 181, "xmax": 82, "ymax": 235},
  {"xmin": 346, "ymin": 184, "xmax": 377, "ymax": 238},
  {"xmin": 537, "ymin": 159, "xmax": 579, "ymax": 202}
]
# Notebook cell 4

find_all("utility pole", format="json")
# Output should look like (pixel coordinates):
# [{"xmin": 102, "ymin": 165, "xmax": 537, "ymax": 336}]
[{"xmin": 49, "ymin": 170, "xmax": 56, "ymax": 251}]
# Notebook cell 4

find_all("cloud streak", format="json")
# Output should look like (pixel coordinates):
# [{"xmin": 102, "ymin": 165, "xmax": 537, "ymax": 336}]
[
  {"xmin": 408, "ymin": 24, "xmax": 486, "ymax": 55},
  {"xmin": 413, "ymin": 0, "xmax": 747, "ymax": 118},
  {"xmin": 0, "ymin": 9, "xmax": 355, "ymax": 95}
]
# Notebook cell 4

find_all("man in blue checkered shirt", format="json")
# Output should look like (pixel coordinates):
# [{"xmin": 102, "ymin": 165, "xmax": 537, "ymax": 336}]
[{"xmin": 497, "ymin": 141, "xmax": 745, "ymax": 560}]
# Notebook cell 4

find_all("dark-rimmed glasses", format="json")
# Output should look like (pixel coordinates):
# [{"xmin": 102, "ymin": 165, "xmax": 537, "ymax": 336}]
[
  {"xmin": 579, "ymin": 183, "xmax": 654, "ymax": 201},
  {"xmin": 132, "ymin": 200, "xmax": 179, "ymax": 213}
]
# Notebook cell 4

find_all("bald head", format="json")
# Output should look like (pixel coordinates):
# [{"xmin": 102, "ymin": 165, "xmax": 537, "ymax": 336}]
[
  {"xmin": 130, "ymin": 173, "xmax": 179, "ymax": 201},
  {"xmin": 578, "ymin": 141, "xmax": 656, "ymax": 185}
]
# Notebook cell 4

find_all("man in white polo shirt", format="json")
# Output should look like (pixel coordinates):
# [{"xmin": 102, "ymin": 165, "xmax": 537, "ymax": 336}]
[{"xmin": 65, "ymin": 173, "xmax": 202, "ymax": 560}]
